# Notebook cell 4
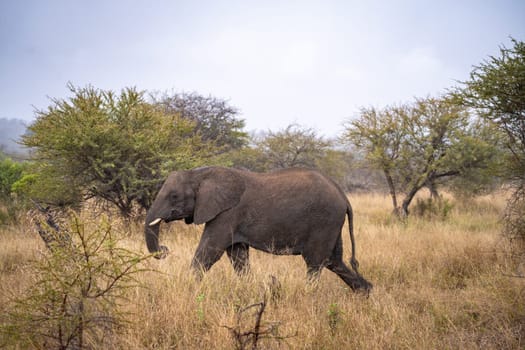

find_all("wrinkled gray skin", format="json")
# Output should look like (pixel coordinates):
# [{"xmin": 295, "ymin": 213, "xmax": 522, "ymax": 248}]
[{"xmin": 145, "ymin": 166, "xmax": 372, "ymax": 292}]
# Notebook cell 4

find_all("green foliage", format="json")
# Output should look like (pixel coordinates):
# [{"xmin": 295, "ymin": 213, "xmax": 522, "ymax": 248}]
[
  {"xmin": 327, "ymin": 302, "xmax": 342, "ymax": 334},
  {"xmin": 344, "ymin": 105, "xmax": 404, "ymax": 173},
  {"xmin": 228, "ymin": 146, "xmax": 269, "ymax": 172},
  {"xmin": 0, "ymin": 156, "xmax": 25, "ymax": 201},
  {"xmin": 0, "ymin": 155, "xmax": 27, "ymax": 224},
  {"xmin": 343, "ymin": 97, "xmax": 502, "ymax": 216},
  {"xmin": 315, "ymin": 149, "xmax": 354, "ymax": 191},
  {"xmin": 195, "ymin": 293, "xmax": 206, "ymax": 323},
  {"xmin": 13, "ymin": 168, "xmax": 83, "ymax": 209},
  {"xmin": 22, "ymin": 84, "xmax": 216, "ymax": 216},
  {"xmin": 231, "ymin": 125, "xmax": 354, "ymax": 190},
  {"xmin": 412, "ymin": 196, "xmax": 454, "ymax": 220},
  {"xmin": 401, "ymin": 98, "xmax": 502, "ymax": 201},
  {"xmin": 343, "ymin": 104, "xmax": 408, "ymax": 211},
  {"xmin": 0, "ymin": 213, "xmax": 151, "ymax": 349},
  {"xmin": 255, "ymin": 124, "xmax": 331, "ymax": 170},
  {"xmin": 151, "ymin": 91, "xmax": 249, "ymax": 152},
  {"xmin": 446, "ymin": 122, "xmax": 505, "ymax": 198},
  {"xmin": 454, "ymin": 38, "xmax": 525, "ymax": 185},
  {"xmin": 453, "ymin": 38, "xmax": 525, "ymax": 246}
]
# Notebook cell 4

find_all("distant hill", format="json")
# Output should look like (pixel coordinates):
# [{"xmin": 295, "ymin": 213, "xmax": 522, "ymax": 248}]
[{"xmin": 0, "ymin": 118, "xmax": 29, "ymax": 157}]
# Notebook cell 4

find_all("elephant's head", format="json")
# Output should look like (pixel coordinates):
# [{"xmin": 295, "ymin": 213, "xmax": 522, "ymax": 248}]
[{"xmin": 145, "ymin": 167, "xmax": 245, "ymax": 259}]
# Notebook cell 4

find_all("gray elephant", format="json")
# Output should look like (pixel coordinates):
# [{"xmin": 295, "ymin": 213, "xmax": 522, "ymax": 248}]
[{"xmin": 145, "ymin": 166, "xmax": 372, "ymax": 292}]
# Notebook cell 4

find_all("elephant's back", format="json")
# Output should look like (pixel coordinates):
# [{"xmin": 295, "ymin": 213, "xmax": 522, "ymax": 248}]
[
  {"xmin": 256, "ymin": 168, "xmax": 343, "ymax": 192},
  {"xmin": 249, "ymin": 168, "xmax": 348, "ymax": 214}
]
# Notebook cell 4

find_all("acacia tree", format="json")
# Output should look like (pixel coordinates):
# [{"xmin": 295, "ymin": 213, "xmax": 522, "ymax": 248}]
[
  {"xmin": 22, "ymin": 84, "xmax": 213, "ymax": 217},
  {"xmin": 151, "ymin": 91, "xmax": 248, "ymax": 152},
  {"xmin": 343, "ymin": 106, "xmax": 405, "ymax": 210},
  {"xmin": 344, "ymin": 97, "xmax": 501, "ymax": 217},
  {"xmin": 453, "ymin": 38, "xmax": 525, "ymax": 244},
  {"xmin": 255, "ymin": 124, "xmax": 331, "ymax": 170}
]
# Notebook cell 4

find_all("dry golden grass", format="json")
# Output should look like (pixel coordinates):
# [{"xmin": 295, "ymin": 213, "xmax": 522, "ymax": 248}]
[{"xmin": 1, "ymin": 192, "xmax": 524, "ymax": 349}]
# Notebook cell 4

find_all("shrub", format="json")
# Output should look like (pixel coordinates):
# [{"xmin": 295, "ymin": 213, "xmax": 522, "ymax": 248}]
[
  {"xmin": 0, "ymin": 156, "xmax": 27, "ymax": 224},
  {"xmin": 412, "ymin": 196, "xmax": 454, "ymax": 220},
  {"xmin": 0, "ymin": 212, "xmax": 151, "ymax": 349}
]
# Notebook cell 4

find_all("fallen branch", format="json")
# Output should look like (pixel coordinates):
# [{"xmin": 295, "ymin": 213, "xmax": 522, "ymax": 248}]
[{"xmin": 222, "ymin": 294, "xmax": 296, "ymax": 350}]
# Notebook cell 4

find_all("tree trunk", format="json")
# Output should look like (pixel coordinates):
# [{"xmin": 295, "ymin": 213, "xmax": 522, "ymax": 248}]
[
  {"xmin": 427, "ymin": 180, "xmax": 439, "ymax": 199},
  {"xmin": 401, "ymin": 183, "xmax": 424, "ymax": 218},
  {"xmin": 384, "ymin": 169, "xmax": 401, "ymax": 216}
]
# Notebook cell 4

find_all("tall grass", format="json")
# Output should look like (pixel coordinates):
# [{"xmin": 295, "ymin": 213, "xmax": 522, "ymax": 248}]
[{"xmin": 1, "ymin": 193, "xmax": 523, "ymax": 349}]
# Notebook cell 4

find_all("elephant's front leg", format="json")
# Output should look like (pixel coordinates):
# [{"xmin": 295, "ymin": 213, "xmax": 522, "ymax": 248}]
[
  {"xmin": 227, "ymin": 243, "xmax": 250, "ymax": 275},
  {"xmin": 190, "ymin": 230, "xmax": 226, "ymax": 278}
]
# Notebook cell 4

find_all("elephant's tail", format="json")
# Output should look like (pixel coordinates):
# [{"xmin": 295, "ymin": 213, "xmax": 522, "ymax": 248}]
[{"xmin": 347, "ymin": 203, "xmax": 360, "ymax": 273}]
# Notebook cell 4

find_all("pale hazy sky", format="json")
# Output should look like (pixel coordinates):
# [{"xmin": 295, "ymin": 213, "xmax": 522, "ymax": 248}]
[{"xmin": 1, "ymin": 0, "xmax": 524, "ymax": 137}]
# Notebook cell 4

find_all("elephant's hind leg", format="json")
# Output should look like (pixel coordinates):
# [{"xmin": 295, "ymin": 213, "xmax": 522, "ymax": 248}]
[
  {"xmin": 302, "ymin": 253, "xmax": 329, "ymax": 284},
  {"xmin": 326, "ymin": 260, "xmax": 373, "ymax": 293},
  {"xmin": 326, "ymin": 237, "xmax": 372, "ymax": 292},
  {"xmin": 226, "ymin": 243, "xmax": 250, "ymax": 275}
]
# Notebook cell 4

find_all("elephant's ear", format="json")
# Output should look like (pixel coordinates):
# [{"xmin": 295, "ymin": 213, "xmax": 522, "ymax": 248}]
[{"xmin": 193, "ymin": 169, "xmax": 245, "ymax": 225}]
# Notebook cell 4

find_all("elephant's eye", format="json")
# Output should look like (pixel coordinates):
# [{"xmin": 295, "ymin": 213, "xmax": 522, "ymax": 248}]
[{"xmin": 170, "ymin": 192, "xmax": 178, "ymax": 201}]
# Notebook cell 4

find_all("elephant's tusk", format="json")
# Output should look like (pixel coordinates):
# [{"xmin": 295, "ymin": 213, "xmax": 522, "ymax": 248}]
[{"xmin": 149, "ymin": 218, "xmax": 162, "ymax": 226}]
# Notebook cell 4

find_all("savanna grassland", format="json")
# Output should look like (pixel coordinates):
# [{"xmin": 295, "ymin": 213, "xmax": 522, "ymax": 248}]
[{"xmin": 0, "ymin": 192, "xmax": 523, "ymax": 349}]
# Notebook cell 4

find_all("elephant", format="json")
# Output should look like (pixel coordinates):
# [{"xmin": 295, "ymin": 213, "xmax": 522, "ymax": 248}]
[{"xmin": 145, "ymin": 166, "xmax": 372, "ymax": 293}]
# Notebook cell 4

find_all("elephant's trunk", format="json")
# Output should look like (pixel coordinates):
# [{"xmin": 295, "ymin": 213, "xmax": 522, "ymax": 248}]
[{"xmin": 145, "ymin": 211, "xmax": 169, "ymax": 259}]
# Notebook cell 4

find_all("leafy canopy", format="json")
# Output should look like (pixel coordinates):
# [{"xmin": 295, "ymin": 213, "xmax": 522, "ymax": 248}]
[
  {"xmin": 151, "ymin": 91, "xmax": 248, "ymax": 152},
  {"xmin": 453, "ymin": 38, "xmax": 525, "ymax": 245},
  {"xmin": 256, "ymin": 124, "xmax": 331, "ymax": 170},
  {"xmin": 454, "ymin": 38, "xmax": 525, "ymax": 185},
  {"xmin": 344, "ymin": 97, "xmax": 502, "ymax": 216},
  {"xmin": 22, "ymin": 84, "xmax": 214, "ymax": 216}
]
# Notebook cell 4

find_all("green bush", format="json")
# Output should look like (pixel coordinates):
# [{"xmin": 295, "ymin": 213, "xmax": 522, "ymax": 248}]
[
  {"xmin": 21, "ymin": 85, "xmax": 219, "ymax": 217},
  {"xmin": 412, "ymin": 196, "xmax": 454, "ymax": 220},
  {"xmin": 0, "ymin": 156, "xmax": 27, "ymax": 224},
  {"xmin": 0, "ymin": 212, "xmax": 152, "ymax": 349}
]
